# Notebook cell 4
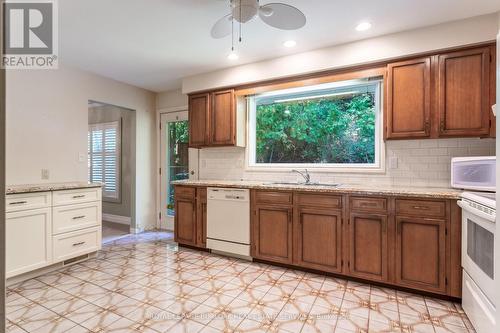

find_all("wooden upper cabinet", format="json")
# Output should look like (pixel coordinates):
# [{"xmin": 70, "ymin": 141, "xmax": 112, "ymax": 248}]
[
  {"xmin": 210, "ymin": 89, "xmax": 235, "ymax": 146},
  {"xmin": 253, "ymin": 205, "xmax": 293, "ymax": 264},
  {"xmin": 188, "ymin": 93, "xmax": 210, "ymax": 147},
  {"xmin": 386, "ymin": 57, "xmax": 431, "ymax": 139},
  {"xmin": 395, "ymin": 217, "xmax": 447, "ymax": 294},
  {"xmin": 348, "ymin": 213, "xmax": 388, "ymax": 282},
  {"xmin": 295, "ymin": 207, "xmax": 342, "ymax": 273},
  {"xmin": 437, "ymin": 47, "xmax": 491, "ymax": 137},
  {"xmin": 188, "ymin": 89, "xmax": 243, "ymax": 148}
]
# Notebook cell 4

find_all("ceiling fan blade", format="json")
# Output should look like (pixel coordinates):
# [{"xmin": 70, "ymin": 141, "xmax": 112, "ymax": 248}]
[
  {"xmin": 258, "ymin": 3, "xmax": 306, "ymax": 30},
  {"xmin": 211, "ymin": 14, "xmax": 233, "ymax": 39}
]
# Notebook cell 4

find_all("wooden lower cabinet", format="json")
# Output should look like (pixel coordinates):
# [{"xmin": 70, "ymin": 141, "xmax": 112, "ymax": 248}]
[
  {"xmin": 295, "ymin": 207, "xmax": 342, "ymax": 273},
  {"xmin": 253, "ymin": 205, "xmax": 293, "ymax": 264},
  {"xmin": 395, "ymin": 217, "xmax": 447, "ymax": 294},
  {"xmin": 174, "ymin": 186, "xmax": 206, "ymax": 248},
  {"xmin": 348, "ymin": 213, "xmax": 388, "ymax": 282}
]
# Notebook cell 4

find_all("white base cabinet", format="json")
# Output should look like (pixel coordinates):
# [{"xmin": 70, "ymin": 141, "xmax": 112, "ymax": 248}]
[
  {"xmin": 6, "ymin": 208, "xmax": 52, "ymax": 278},
  {"xmin": 6, "ymin": 187, "xmax": 102, "ymax": 279}
]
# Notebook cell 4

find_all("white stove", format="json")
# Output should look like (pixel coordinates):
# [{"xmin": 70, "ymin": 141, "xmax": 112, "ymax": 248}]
[{"xmin": 458, "ymin": 191, "xmax": 496, "ymax": 333}]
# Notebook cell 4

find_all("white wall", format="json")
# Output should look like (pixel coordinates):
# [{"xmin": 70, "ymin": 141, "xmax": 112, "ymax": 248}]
[
  {"xmin": 157, "ymin": 89, "xmax": 187, "ymax": 110},
  {"xmin": 6, "ymin": 65, "xmax": 157, "ymax": 231},
  {"xmin": 183, "ymin": 13, "xmax": 499, "ymax": 93},
  {"xmin": 495, "ymin": 10, "xmax": 500, "ymax": 332}
]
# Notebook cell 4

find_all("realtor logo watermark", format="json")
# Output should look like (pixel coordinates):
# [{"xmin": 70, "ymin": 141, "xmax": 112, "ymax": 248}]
[{"xmin": 2, "ymin": 0, "xmax": 58, "ymax": 69}]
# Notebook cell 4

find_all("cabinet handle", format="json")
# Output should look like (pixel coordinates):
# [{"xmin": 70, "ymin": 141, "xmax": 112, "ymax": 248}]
[
  {"xmin": 360, "ymin": 202, "xmax": 377, "ymax": 207},
  {"xmin": 424, "ymin": 120, "xmax": 430, "ymax": 134},
  {"xmin": 440, "ymin": 120, "xmax": 445, "ymax": 133},
  {"xmin": 72, "ymin": 215, "xmax": 86, "ymax": 220},
  {"xmin": 9, "ymin": 201, "xmax": 28, "ymax": 205},
  {"xmin": 72, "ymin": 195, "xmax": 85, "ymax": 199},
  {"xmin": 72, "ymin": 241, "xmax": 85, "ymax": 247},
  {"xmin": 412, "ymin": 205, "xmax": 429, "ymax": 210}
]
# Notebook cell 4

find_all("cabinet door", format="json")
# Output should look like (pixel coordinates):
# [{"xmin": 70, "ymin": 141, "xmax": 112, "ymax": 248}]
[
  {"xmin": 196, "ymin": 188, "xmax": 207, "ymax": 248},
  {"xmin": 210, "ymin": 89, "xmax": 235, "ymax": 146},
  {"xmin": 174, "ymin": 197, "xmax": 197, "ymax": 246},
  {"xmin": 348, "ymin": 213, "xmax": 388, "ymax": 282},
  {"xmin": 395, "ymin": 217, "xmax": 446, "ymax": 294},
  {"xmin": 6, "ymin": 208, "xmax": 52, "ymax": 278},
  {"xmin": 386, "ymin": 57, "xmax": 431, "ymax": 139},
  {"xmin": 254, "ymin": 205, "xmax": 293, "ymax": 264},
  {"xmin": 189, "ymin": 93, "xmax": 210, "ymax": 147},
  {"xmin": 438, "ymin": 47, "xmax": 491, "ymax": 137},
  {"xmin": 295, "ymin": 207, "xmax": 342, "ymax": 273}
]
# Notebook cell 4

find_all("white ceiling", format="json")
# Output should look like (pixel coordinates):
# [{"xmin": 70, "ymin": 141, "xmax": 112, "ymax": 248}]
[{"xmin": 60, "ymin": 0, "xmax": 500, "ymax": 92}]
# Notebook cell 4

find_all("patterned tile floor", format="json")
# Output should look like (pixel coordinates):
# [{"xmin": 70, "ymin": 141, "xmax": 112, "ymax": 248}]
[{"xmin": 6, "ymin": 231, "xmax": 475, "ymax": 333}]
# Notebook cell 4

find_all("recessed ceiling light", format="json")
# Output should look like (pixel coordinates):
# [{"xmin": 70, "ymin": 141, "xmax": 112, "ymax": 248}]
[
  {"xmin": 283, "ymin": 40, "xmax": 297, "ymax": 48},
  {"xmin": 355, "ymin": 22, "xmax": 372, "ymax": 31},
  {"xmin": 227, "ymin": 51, "xmax": 239, "ymax": 60}
]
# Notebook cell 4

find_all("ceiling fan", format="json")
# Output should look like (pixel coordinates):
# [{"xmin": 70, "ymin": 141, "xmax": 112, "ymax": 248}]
[{"xmin": 211, "ymin": 0, "xmax": 306, "ymax": 39}]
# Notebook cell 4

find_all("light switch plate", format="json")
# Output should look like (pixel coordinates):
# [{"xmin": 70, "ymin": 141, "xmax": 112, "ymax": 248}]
[
  {"xmin": 41, "ymin": 169, "xmax": 49, "ymax": 180},
  {"xmin": 78, "ymin": 152, "xmax": 86, "ymax": 162}
]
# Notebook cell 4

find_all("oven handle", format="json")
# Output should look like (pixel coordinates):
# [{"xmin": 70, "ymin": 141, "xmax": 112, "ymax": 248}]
[{"xmin": 457, "ymin": 200, "xmax": 496, "ymax": 223}]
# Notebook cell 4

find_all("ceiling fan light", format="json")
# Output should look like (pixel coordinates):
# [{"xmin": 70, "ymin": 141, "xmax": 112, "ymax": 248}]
[
  {"xmin": 283, "ymin": 40, "xmax": 296, "ymax": 48},
  {"xmin": 355, "ymin": 22, "xmax": 372, "ymax": 31},
  {"xmin": 227, "ymin": 52, "xmax": 239, "ymax": 60}
]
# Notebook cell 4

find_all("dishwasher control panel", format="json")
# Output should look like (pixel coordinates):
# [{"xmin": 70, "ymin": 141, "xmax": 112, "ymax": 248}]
[{"xmin": 207, "ymin": 188, "xmax": 250, "ymax": 201}]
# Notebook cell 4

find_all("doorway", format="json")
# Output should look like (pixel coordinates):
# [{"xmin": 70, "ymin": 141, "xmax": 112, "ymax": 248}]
[
  {"xmin": 88, "ymin": 101, "xmax": 136, "ymax": 243},
  {"xmin": 160, "ymin": 111, "xmax": 198, "ymax": 230}
]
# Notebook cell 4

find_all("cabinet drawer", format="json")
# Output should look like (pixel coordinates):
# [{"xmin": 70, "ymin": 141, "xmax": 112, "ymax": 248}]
[
  {"xmin": 52, "ymin": 188, "xmax": 101, "ymax": 206},
  {"xmin": 175, "ymin": 186, "xmax": 196, "ymax": 199},
  {"xmin": 396, "ymin": 199, "xmax": 446, "ymax": 218},
  {"xmin": 350, "ymin": 197, "xmax": 387, "ymax": 213},
  {"xmin": 255, "ymin": 191, "xmax": 293, "ymax": 205},
  {"xmin": 53, "ymin": 227, "xmax": 101, "ymax": 263},
  {"xmin": 296, "ymin": 193, "xmax": 342, "ymax": 208},
  {"xmin": 6, "ymin": 192, "xmax": 51, "ymax": 212},
  {"xmin": 53, "ymin": 202, "xmax": 101, "ymax": 235}
]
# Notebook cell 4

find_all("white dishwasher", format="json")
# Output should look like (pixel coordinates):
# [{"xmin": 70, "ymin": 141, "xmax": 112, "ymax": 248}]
[{"xmin": 207, "ymin": 187, "xmax": 251, "ymax": 259}]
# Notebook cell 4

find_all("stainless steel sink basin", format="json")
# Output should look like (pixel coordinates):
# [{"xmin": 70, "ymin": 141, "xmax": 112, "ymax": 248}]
[{"xmin": 267, "ymin": 181, "xmax": 341, "ymax": 187}]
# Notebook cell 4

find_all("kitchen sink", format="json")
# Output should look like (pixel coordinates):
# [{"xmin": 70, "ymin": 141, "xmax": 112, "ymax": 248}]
[{"xmin": 266, "ymin": 181, "xmax": 341, "ymax": 187}]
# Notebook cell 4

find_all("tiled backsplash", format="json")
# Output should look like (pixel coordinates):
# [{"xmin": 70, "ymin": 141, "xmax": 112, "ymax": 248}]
[{"xmin": 198, "ymin": 138, "xmax": 495, "ymax": 188}]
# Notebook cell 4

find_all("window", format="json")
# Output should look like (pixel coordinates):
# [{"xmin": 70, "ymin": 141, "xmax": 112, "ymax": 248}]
[
  {"xmin": 88, "ymin": 121, "xmax": 121, "ymax": 200},
  {"xmin": 248, "ymin": 78, "xmax": 383, "ymax": 171}
]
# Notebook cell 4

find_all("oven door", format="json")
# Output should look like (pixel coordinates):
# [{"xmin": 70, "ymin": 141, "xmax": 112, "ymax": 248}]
[{"xmin": 459, "ymin": 200, "xmax": 495, "ymax": 305}]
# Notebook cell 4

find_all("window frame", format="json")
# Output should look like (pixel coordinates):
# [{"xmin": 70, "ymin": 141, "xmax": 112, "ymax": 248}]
[
  {"xmin": 88, "ymin": 120, "xmax": 122, "ymax": 202},
  {"xmin": 246, "ymin": 79, "xmax": 385, "ymax": 173}
]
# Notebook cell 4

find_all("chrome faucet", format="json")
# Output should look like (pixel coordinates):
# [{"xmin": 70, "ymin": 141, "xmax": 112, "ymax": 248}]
[{"xmin": 292, "ymin": 169, "xmax": 310, "ymax": 184}]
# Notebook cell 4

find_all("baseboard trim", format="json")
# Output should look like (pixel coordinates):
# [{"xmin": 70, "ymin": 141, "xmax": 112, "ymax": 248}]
[{"xmin": 102, "ymin": 213, "xmax": 131, "ymax": 225}]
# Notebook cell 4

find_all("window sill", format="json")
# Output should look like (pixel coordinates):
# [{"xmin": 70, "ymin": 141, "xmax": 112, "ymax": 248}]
[{"xmin": 245, "ymin": 164, "xmax": 386, "ymax": 174}]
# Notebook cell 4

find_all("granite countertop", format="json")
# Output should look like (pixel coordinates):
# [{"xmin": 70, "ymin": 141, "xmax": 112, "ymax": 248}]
[
  {"xmin": 171, "ymin": 179, "xmax": 462, "ymax": 199},
  {"xmin": 6, "ymin": 182, "xmax": 103, "ymax": 195}
]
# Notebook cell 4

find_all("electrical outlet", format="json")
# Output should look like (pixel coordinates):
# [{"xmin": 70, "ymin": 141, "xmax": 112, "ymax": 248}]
[
  {"xmin": 78, "ymin": 152, "xmax": 86, "ymax": 163},
  {"xmin": 41, "ymin": 169, "xmax": 50, "ymax": 180}
]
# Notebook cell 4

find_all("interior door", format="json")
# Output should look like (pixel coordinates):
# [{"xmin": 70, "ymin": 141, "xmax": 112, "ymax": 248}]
[{"xmin": 160, "ymin": 111, "xmax": 199, "ymax": 230}]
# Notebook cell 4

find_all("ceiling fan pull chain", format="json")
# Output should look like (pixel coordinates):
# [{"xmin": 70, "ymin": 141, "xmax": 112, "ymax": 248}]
[{"xmin": 239, "ymin": 0, "xmax": 242, "ymax": 42}]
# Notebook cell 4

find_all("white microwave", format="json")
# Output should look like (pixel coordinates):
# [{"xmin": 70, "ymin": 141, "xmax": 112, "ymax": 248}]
[{"xmin": 451, "ymin": 156, "xmax": 496, "ymax": 191}]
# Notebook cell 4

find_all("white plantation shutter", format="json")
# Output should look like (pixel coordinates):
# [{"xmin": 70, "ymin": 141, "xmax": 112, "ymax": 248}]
[{"xmin": 88, "ymin": 121, "xmax": 121, "ymax": 200}]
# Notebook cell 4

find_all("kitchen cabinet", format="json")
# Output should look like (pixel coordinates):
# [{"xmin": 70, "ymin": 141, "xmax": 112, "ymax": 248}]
[
  {"xmin": 174, "ymin": 186, "xmax": 207, "ymax": 248},
  {"xmin": 437, "ymin": 47, "xmax": 491, "ymax": 137},
  {"xmin": 348, "ymin": 213, "xmax": 389, "ymax": 282},
  {"xmin": 174, "ymin": 186, "xmax": 461, "ymax": 297},
  {"xmin": 386, "ymin": 44, "xmax": 495, "ymax": 140},
  {"xmin": 386, "ymin": 57, "xmax": 431, "ymax": 139},
  {"xmin": 395, "ymin": 216, "xmax": 447, "ymax": 294},
  {"xmin": 188, "ymin": 93, "xmax": 210, "ymax": 147},
  {"xmin": 253, "ymin": 205, "xmax": 293, "ymax": 264},
  {"xmin": 6, "ymin": 186, "xmax": 102, "ymax": 280},
  {"xmin": 295, "ymin": 206, "xmax": 342, "ymax": 273},
  {"xmin": 6, "ymin": 207, "xmax": 52, "ymax": 278},
  {"xmin": 188, "ymin": 89, "xmax": 245, "ymax": 148}
]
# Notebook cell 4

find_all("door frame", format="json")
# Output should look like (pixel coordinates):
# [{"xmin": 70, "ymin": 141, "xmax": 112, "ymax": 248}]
[{"xmin": 157, "ymin": 107, "xmax": 199, "ymax": 230}]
